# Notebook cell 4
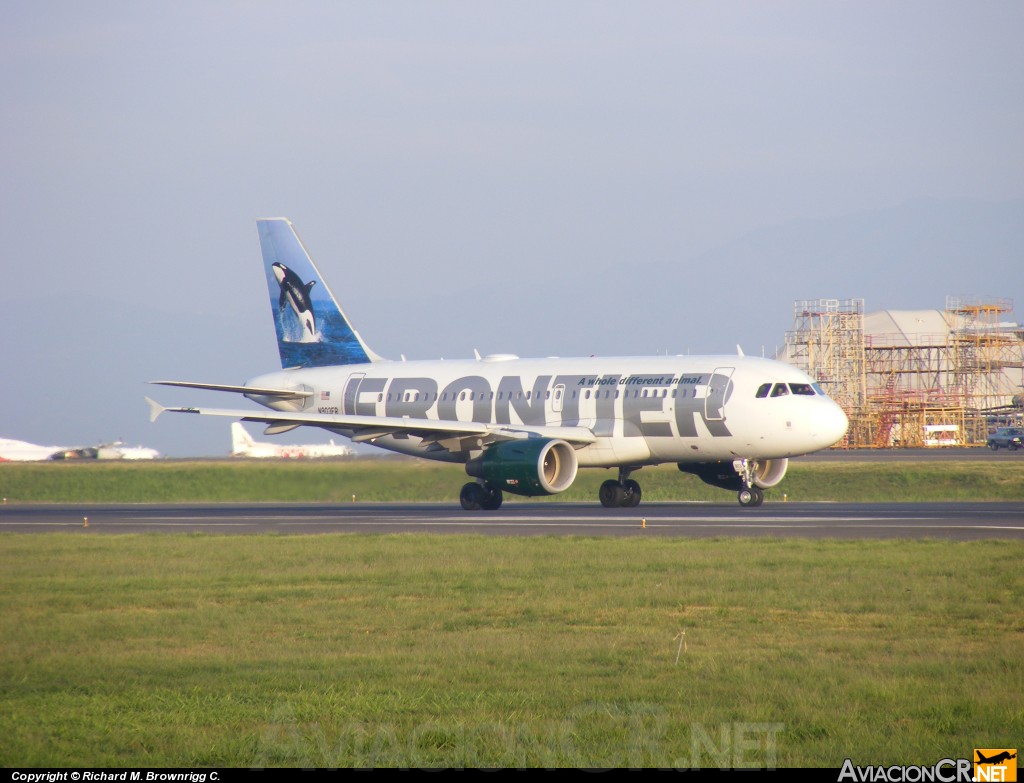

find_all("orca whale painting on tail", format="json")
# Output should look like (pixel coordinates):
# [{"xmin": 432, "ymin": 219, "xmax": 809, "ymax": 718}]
[
  {"xmin": 258, "ymin": 219, "xmax": 381, "ymax": 369},
  {"xmin": 272, "ymin": 262, "xmax": 317, "ymax": 342}
]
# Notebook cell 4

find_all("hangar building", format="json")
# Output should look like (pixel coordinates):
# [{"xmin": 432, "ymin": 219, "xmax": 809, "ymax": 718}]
[{"xmin": 781, "ymin": 297, "xmax": 1024, "ymax": 447}]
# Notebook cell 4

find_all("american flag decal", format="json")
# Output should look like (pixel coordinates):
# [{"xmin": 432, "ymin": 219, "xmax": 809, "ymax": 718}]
[{"xmin": 320, "ymin": 390, "xmax": 331, "ymax": 400}]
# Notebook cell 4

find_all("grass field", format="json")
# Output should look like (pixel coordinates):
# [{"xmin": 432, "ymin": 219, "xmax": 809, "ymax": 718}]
[
  {"xmin": 1, "ymin": 534, "xmax": 1020, "ymax": 768},
  {"xmin": 1, "ymin": 459, "xmax": 1021, "ymax": 768},
  {"xmin": 2, "ymin": 457, "xmax": 1024, "ymax": 503}
]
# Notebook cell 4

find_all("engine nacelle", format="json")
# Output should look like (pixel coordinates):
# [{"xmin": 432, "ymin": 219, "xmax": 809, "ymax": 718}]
[
  {"xmin": 678, "ymin": 458, "xmax": 788, "ymax": 491},
  {"xmin": 466, "ymin": 439, "xmax": 578, "ymax": 497}
]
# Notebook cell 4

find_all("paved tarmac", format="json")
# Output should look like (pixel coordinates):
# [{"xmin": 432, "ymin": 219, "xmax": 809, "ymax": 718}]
[
  {"xmin": 797, "ymin": 447, "xmax": 1024, "ymax": 462},
  {"xmin": 2, "ymin": 500, "xmax": 1022, "ymax": 539}
]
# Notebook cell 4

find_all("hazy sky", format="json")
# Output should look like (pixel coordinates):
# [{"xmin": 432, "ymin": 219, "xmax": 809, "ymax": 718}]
[{"xmin": 1, "ymin": 1, "xmax": 1022, "ymax": 457}]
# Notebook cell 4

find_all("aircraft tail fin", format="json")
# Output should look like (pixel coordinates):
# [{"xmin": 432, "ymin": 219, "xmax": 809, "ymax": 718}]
[
  {"xmin": 231, "ymin": 422, "xmax": 255, "ymax": 455},
  {"xmin": 257, "ymin": 218, "xmax": 383, "ymax": 368}
]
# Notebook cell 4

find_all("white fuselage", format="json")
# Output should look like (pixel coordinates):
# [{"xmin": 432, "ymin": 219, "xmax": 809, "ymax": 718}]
[
  {"xmin": 234, "ymin": 443, "xmax": 353, "ymax": 458},
  {"xmin": 0, "ymin": 438, "xmax": 65, "ymax": 461},
  {"xmin": 244, "ymin": 354, "xmax": 848, "ymax": 466}
]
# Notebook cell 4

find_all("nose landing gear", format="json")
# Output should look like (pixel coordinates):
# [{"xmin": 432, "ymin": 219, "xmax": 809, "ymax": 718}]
[{"xmin": 735, "ymin": 459, "xmax": 765, "ymax": 507}]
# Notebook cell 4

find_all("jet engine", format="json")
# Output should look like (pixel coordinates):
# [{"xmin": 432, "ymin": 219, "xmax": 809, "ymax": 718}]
[
  {"xmin": 466, "ymin": 439, "xmax": 578, "ymax": 496},
  {"xmin": 678, "ymin": 458, "xmax": 788, "ymax": 491}
]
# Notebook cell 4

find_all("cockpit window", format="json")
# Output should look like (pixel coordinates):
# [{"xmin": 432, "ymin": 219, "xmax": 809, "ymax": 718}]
[
  {"xmin": 770, "ymin": 383, "xmax": 789, "ymax": 397},
  {"xmin": 789, "ymin": 383, "xmax": 815, "ymax": 395},
  {"xmin": 755, "ymin": 383, "xmax": 772, "ymax": 398},
  {"xmin": 812, "ymin": 383, "xmax": 826, "ymax": 396}
]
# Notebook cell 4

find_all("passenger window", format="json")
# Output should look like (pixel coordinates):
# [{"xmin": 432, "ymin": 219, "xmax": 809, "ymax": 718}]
[
  {"xmin": 756, "ymin": 383, "xmax": 771, "ymax": 398},
  {"xmin": 789, "ymin": 383, "xmax": 815, "ymax": 395},
  {"xmin": 771, "ymin": 384, "xmax": 789, "ymax": 397}
]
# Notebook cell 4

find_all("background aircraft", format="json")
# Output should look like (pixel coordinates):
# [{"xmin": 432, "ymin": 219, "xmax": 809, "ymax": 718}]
[
  {"xmin": 230, "ymin": 422, "xmax": 354, "ymax": 459},
  {"xmin": 0, "ymin": 437, "xmax": 160, "ymax": 461},
  {"xmin": 0, "ymin": 437, "xmax": 71, "ymax": 461}
]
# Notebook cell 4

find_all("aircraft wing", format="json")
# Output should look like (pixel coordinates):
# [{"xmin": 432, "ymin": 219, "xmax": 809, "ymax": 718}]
[{"xmin": 145, "ymin": 398, "xmax": 597, "ymax": 447}]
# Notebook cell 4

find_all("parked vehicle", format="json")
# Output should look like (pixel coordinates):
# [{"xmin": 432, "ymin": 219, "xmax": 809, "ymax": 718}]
[{"xmin": 987, "ymin": 427, "xmax": 1024, "ymax": 451}]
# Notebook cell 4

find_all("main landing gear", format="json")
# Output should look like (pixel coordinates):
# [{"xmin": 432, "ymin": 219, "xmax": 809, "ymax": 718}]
[
  {"xmin": 599, "ymin": 469, "xmax": 642, "ymax": 508},
  {"xmin": 460, "ymin": 482, "xmax": 503, "ymax": 511}
]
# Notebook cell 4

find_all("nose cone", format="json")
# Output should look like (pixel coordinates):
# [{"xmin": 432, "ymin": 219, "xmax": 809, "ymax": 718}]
[{"xmin": 817, "ymin": 400, "xmax": 849, "ymax": 447}]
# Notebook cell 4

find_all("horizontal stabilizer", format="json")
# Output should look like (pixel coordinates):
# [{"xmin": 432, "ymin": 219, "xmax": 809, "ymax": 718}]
[
  {"xmin": 145, "ymin": 397, "xmax": 166, "ymax": 423},
  {"xmin": 149, "ymin": 380, "xmax": 313, "ymax": 398}
]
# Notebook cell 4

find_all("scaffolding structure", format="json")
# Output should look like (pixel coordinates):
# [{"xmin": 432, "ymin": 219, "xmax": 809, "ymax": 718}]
[
  {"xmin": 785, "ymin": 299, "xmax": 866, "ymax": 410},
  {"xmin": 946, "ymin": 297, "xmax": 1023, "ymax": 414},
  {"xmin": 785, "ymin": 297, "xmax": 1024, "ymax": 447}
]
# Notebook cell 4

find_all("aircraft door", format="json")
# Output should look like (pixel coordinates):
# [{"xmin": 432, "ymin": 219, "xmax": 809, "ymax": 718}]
[
  {"xmin": 552, "ymin": 384, "xmax": 565, "ymax": 414},
  {"xmin": 705, "ymin": 367, "xmax": 735, "ymax": 422},
  {"xmin": 342, "ymin": 373, "xmax": 365, "ymax": 415}
]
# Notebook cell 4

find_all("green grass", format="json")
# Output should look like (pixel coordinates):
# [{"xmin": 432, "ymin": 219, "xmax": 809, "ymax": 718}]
[
  {"xmin": 1, "ymin": 534, "xmax": 1021, "ymax": 767},
  {"xmin": 2, "ymin": 458, "xmax": 1024, "ymax": 503}
]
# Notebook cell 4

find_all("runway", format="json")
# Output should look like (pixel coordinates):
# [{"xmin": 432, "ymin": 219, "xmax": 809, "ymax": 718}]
[{"xmin": 2, "ymin": 501, "xmax": 1023, "ymax": 539}]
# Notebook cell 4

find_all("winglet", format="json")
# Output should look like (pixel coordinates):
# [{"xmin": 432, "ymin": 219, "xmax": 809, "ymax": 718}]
[
  {"xmin": 145, "ymin": 397, "xmax": 166, "ymax": 423},
  {"xmin": 736, "ymin": 345, "xmax": 745, "ymax": 357}
]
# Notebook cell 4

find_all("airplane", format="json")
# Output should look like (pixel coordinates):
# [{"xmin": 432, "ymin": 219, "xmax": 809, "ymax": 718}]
[
  {"xmin": 976, "ymin": 751, "xmax": 1016, "ymax": 765},
  {"xmin": 0, "ymin": 437, "xmax": 72, "ymax": 461},
  {"xmin": 105, "ymin": 442, "xmax": 161, "ymax": 460},
  {"xmin": 231, "ymin": 422, "xmax": 354, "ymax": 459},
  {"xmin": 0, "ymin": 437, "xmax": 160, "ymax": 461},
  {"xmin": 147, "ymin": 218, "xmax": 849, "ymax": 510}
]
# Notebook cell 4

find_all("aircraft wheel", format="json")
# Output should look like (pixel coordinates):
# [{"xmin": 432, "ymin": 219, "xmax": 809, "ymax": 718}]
[
  {"xmin": 481, "ymin": 486, "xmax": 503, "ymax": 511},
  {"xmin": 599, "ymin": 479, "xmax": 625, "ymax": 508},
  {"xmin": 460, "ymin": 482, "xmax": 486, "ymax": 511},
  {"xmin": 621, "ymin": 479, "xmax": 642, "ymax": 508},
  {"xmin": 738, "ymin": 487, "xmax": 764, "ymax": 507}
]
